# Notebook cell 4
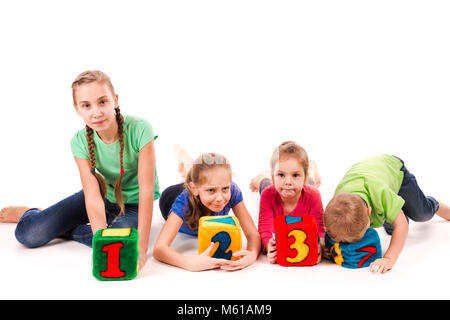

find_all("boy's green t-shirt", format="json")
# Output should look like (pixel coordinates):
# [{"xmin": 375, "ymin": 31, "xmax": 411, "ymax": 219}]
[
  {"xmin": 334, "ymin": 154, "xmax": 405, "ymax": 228},
  {"xmin": 70, "ymin": 115, "xmax": 161, "ymax": 204}
]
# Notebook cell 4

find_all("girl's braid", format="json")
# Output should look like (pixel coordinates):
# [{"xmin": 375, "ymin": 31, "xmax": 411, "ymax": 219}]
[
  {"xmin": 86, "ymin": 125, "xmax": 107, "ymax": 200},
  {"xmin": 114, "ymin": 107, "xmax": 125, "ymax": 215}
]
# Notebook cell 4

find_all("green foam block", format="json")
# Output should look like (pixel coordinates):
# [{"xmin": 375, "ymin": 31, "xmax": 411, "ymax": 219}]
[{"xmin": 92, "ymin": 228, "xmax": 139, "ymax": 281}]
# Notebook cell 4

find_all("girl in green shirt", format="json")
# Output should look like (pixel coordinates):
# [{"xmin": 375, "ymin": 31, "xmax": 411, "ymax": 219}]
[{"xmin": 0, "ymin": 70, "xmax": 160, "ymax": 272}]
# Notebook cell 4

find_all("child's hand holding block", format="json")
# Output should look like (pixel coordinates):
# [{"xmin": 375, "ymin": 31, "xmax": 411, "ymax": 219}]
[
  {"xmin": 198, "ymin": 216, "xmax": 242, "ymax": 261},
  {"xmin": 325, "ymin": 228, "xmax": 382, "ymax": 269},
  {"xmin": 92, "ymin": 228, "xmax": 139, "ymax": 281},
  {"xmin": 274, "ymin": 215, "xmax": 319, "ymax": 266}
]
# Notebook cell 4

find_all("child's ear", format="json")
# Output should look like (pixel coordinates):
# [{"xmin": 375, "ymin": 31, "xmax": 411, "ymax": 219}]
[
  {"xmin": 367, "ymin": 206, "xmax": 372, "ymax": 217},
  {"xmin": 188, "ymin": 182, "xmax": 199, "ymax": 196}
]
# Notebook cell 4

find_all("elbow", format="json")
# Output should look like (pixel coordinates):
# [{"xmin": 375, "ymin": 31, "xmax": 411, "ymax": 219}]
[
  {"xmin": 254, "ymin": 231, "xmax": 262, "ymax": 247},
  {"xmin": 249, "ymin": 231, "xmax": 262, "ymax": 253},
  {"xmin": 152, "ymin": 243, "xmax": 164, "ymax": 262}
]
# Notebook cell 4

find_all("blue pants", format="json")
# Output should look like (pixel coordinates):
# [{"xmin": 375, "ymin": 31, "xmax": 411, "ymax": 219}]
[
  {"xmin": 159, "ymin": 183, "xmax": 184, "ymax": 220},
  {"xmin": 396, "ymin": 157, "xmax": 439, "ymax": 222},
  {"xmin": 15, "ymin": 190, "xmax": 139, "ymax": 248},
  {"xmin": 383, "ymin": 157, "xmax": 439, "ymax": 234}
]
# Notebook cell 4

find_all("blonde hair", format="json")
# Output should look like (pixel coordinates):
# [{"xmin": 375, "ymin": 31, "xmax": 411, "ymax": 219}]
[
  {"xmin": 270, "ymin": 141, "xmax": 309, "ymax": 177},
  {"xmin": 324, "ymin": 193, "xmax": 369, "ymax": 243},
  {"xmin": 184, "ymin": 153, "xmax": 232, "ymax": 230},
  {"xmin": 71, "ymin": 70, "xmax": 126, "ymax": 214}
]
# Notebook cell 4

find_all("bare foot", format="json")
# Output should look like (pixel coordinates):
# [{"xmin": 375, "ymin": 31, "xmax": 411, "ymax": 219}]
[
  {"xmin": 0, "ymin": 206, "xmax": 30, "ymax": 223},
  {"xmin": 174, "ymin": 144, "xmax": 194, "ymax": 181},
  {"xmin": 249, "ymin": 171, "xmax": 271, "ymax": 193},
  {"xmin": 308, "ymin": 160, "xmax": 322, "ymax": 188}
]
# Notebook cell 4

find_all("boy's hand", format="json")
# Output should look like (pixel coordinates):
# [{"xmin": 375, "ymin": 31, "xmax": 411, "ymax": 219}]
[
  {"xmin": 369, "ymin": 210, "xmax": 408, "ymax": 275},
  {"xmin": 370, "ymin": 257, "xmax": 394, "ymax": 274}
]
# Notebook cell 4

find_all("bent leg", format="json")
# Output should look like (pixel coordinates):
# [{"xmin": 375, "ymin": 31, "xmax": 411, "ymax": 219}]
[
  {"xmin": 397, "ymin": 164, "xmax": 439, "ymax": 222},
  {"xmin": 159, "ymin": 183, "xmax": 185, "ymax": 220},
  {"xmin": 66, "ymin": 200, "xmax": 134, "ymax": 247},
  {"xmin": 383, "ymin": 159, "xmax": 438, "ymax": 235},
  {"xmin": 109, "ymin": 204, "xmax": 139, "ymax": 229},
  {"xmin": 15, "ymin": 190, "xmax": 89, "ymax": 248},
  {"xmin": 259, "ymin": 178, "xmax": 272, "ymax": 195}
]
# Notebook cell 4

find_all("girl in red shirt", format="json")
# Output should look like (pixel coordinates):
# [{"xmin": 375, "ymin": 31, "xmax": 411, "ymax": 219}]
[{"xmin": 250, "ymin": 141, "xmax": 325, "ymax": 264}]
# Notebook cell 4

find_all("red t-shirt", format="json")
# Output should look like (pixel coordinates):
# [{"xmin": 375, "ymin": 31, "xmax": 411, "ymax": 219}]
[{"xmin": 258, "ymin": 184, "xmax": 325, "ymax": 252}]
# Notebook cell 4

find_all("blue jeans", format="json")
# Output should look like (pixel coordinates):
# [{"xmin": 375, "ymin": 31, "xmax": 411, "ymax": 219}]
[
  {"xmin": 159, "ymin": 183, "xmax": 185, "ymax": 220},
  {"xmin": 15, "ymin": 190, "xmax": 139, "ymax": 248},
  {"xmin": 396, "ymin": 157, "xmax": 439, "ymax": 222},
  {"xmin": 383, "ymin": 157, "xmax": 439, "ymax": 234}
]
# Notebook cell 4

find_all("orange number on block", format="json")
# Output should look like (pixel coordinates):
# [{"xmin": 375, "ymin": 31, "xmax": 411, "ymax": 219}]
[
  {"xmin": 329, "ymin": 243, "xmax": 344, "ymax": 266},
  {"xmin": 286, "ymin": 229, "xmax": 309, "ymax": 263},
  {"xmin": 101, "ymin": 242, "xmax": 125, "ymax": 278}
]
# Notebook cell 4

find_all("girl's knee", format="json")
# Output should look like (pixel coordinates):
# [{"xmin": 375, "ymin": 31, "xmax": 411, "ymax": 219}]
[{"xmin": 15, "ymin": 219, "xmax": 48, "ymax": 248}]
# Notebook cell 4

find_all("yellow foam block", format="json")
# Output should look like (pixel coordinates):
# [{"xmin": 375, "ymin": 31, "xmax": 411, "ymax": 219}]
[
  {"xmin": 101, "ymin": 228, "xmax": 131, "ymax": 237},
  {"xmin": 198, "ymin": 215, "xmax": 242, "ymax": 261}
]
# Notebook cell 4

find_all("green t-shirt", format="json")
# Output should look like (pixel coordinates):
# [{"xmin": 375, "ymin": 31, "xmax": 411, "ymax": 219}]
[
  {"xmin": 334, "ymin": 154, "xmax": 405, "ymax": 228},
  {"xmin": 70, "ymin": 115, "xmax": 160, "ymax": 204}
]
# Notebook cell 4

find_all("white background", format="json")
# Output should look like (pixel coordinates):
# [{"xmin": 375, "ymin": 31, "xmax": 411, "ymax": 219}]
[{"xmin": 1, "ymin": 0, "xmax": 450, "ymax": 300}]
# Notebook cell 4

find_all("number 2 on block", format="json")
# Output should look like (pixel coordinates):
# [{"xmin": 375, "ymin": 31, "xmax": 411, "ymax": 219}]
[
  {"xmin": 101, "ymin": 242, "xmax": 125, "ymax": 278},
  {"xmin": 211, "ymin": 231, "xmax": 233, "ymax": 260}
]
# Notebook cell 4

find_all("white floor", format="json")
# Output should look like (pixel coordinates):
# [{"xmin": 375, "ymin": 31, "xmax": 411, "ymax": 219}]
[{"xmin": 2, "ymin": 182, "xmax": 450, "ymax": 300}]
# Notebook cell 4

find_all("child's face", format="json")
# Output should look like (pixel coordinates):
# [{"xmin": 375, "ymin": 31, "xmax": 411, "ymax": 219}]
[
  {"xmin": 191, "ymin": 167, "xmax": 232, "ymax": 213},
  {"xmin": 272, "ymin": 156, "xmax": 306, "ymax": 201},
  {"xmin": 74, "ymin": 81, "xmax": 118, "ymax": 132}
]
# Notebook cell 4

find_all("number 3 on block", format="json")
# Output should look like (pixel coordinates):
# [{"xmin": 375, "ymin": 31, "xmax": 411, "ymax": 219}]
[{"xmin": 286, "ymin": 229, "xmax": 309, "ymax": 263}]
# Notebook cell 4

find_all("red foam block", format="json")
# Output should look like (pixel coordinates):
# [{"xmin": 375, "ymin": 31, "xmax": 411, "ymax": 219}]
[{"xmin": 274, "ymin": 214, "xmax": 318, "ymax": 266}]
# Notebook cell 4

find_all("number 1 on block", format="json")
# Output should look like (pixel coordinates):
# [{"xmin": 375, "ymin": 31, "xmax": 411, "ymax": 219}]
[{"xmin": 100, "ymin": 242, "xmax": 126, "ymax": 278}]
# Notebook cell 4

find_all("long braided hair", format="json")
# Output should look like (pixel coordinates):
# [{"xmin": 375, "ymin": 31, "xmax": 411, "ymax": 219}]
[{"xmin": 72, "ymin": 70, "xmax": 126, "ymax": 214}]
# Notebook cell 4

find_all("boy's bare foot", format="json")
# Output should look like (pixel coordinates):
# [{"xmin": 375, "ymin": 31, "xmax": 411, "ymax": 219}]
[
  {"xmin": 174, "ymin": 144, "xmax": 194, "ymax": 181},
  {"xmin": 249, "ymin": 171, "xmax": 272, "ymax": 193},
  {"xmin": 0, "ymin": 206, "xmax": 30, "ymax": 223}
]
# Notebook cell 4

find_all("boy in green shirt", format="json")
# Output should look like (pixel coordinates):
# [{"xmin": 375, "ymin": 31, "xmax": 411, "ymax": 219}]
[{"xmin": 324, "ymin": 154, "xmax": 450, "ymax": 274}]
